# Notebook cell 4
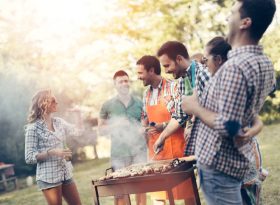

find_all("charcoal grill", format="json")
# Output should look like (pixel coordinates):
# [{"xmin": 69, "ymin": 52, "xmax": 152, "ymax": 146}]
[{"xmin": 92, "ymin": 158, "xmax": 200, "ymax": 205}]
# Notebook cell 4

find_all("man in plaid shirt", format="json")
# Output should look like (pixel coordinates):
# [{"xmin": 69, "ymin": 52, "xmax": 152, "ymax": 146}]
[
  {"xmin": 153, "ymin": 41, "xmax": 210, "ymax": 153},
  {"xmin": 182, "ymin": 0, "xmax": 276, "ymax": 204}
]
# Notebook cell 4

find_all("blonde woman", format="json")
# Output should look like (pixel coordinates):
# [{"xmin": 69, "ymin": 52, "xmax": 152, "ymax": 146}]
[{"xmin": 25, "ymin": 90, "xmax": 82, "ymax": 205}]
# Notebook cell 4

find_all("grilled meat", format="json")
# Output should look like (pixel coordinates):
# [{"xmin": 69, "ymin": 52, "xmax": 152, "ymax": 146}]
[{"xmin": 99, "ymin": 161, "xmax": 176, "ymax": 181}]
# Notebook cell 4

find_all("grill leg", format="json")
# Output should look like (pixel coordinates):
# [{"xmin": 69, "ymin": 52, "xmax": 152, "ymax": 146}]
[
  {"xmin": 191, "ymin": 171, "xmax": 201, "ymax": 205},
  {"xmin": 167, "ymin": 189, "xmax": 175, "ymax": 205},
  {"xmin": 124, "ymin": 194, "xmax": 131, "ymax": 205},
  {"xmin": 92, "ymin": 185, "xmax": 100, "ymax": 205}
]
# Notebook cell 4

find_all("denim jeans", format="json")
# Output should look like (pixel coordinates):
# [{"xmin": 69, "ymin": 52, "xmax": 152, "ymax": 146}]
[{"xmin": 198, "ymin": 164, "xmax": 242, "ymax": 205}]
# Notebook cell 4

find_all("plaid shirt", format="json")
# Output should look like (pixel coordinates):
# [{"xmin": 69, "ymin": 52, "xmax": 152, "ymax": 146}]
[
  {"xmin": 175, "ymin": 61, "xmax": 210, "ymax": 125},
  {"xmin": 194, "ymin": 45, "xmax": 275, "ymax": 179},
  {"xmin": 141, "ymin": 78, "xmax": 180, "ymax": 124},
  {"xmin": 25, "ymin": 117, "xmax": 79, "ymax": 183}
]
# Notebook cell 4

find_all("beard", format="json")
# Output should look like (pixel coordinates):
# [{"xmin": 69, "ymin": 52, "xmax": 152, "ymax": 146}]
[
  {"xmin": 173, "ymin": 72, "xmax": 180, "ymax": 79},
  {"xmin": 143, "ymin": 80, "xmax": 149, "ymax": 86}
]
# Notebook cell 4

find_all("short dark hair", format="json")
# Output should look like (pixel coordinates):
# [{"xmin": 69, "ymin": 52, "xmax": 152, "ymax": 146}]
[
  {"xmin": 136, "ymin": 55, "xmax": 161, "ymax": 75},
  {"xmin": 113, "ymin": 70, "xmax": 129, "ymax": 80},
  {"xmin": 157, "ymin": 41, "xmax": 189, "ymax": 61},
  {"xmin": 206, "ymin": 36, "xmax": 232, "ymax": 62},
  {"xmin": 238, "ymin": 0, "xmax": 276, "ymax": 40}
]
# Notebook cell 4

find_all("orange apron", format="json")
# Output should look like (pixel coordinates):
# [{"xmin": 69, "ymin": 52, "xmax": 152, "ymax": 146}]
[{"xmin": 146, "ymin": 80, "xmax": 194, "ymax": 200}]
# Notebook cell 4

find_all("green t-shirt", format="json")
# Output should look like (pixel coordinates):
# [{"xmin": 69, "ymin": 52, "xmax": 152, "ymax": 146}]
[{"xmin": 99, "ymin": 95, "xmax": 146, "ymax": 157}]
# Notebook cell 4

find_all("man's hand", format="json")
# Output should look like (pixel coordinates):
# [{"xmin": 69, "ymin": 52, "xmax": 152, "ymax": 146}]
[
  {"xmin": 235, "ymin": 127, "xmax": 254, "ymax": 147},
  {"xmin": 153, "ymin": 135, "xmax": 165, "ymax": 153},
  {"xmin": 145, "ymin": 123, "xmax": 164, "ymax": 137},
  {"xmin": 181, "ymin": 91, "xmax": 200, "ymax": 115}
]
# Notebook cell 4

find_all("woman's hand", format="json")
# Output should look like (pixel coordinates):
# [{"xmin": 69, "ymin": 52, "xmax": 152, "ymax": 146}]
[{"xmin": 48, "ymin": 148, "xmax": 72, "ymax": 160}]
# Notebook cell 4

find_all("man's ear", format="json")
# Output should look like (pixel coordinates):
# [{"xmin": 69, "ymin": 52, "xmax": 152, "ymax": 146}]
[
  {"xmin": 149, "ymin": 67, "xmax": 155, "ymax": 74},
  {"xmin": 240, "ymin": 17, "xmax": 252, "ymax": 30},
  {"xmin": 214, "ymin": 55, "xmax": 223, "ymax": 66},
  {"xmin": 176, "ymin": 55, "xmax": 184, "ymax": 63}
]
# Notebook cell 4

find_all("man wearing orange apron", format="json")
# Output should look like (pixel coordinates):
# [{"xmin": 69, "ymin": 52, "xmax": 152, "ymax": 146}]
[{"xmin": 136, "ymin": 55, "xmax": 195, "ymax": 205}]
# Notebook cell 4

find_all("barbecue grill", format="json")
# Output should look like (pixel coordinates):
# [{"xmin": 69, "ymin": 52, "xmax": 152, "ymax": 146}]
[{"xmin": 92, "ymin": 157, "xmax": 201, "ymax": 205}]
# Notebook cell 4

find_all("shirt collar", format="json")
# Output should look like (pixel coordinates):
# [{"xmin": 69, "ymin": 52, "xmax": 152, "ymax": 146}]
[
  {"xmin": 149, "ymin": 78, "xmax": 163, "ymax": 91},
  {"xmin": 115, "ymin": 95, "xmax": 135, "ymax": 107},
  {"xmin": 183, "ymin": 61, "xmax": 193, "ymax": 79},
  {"xmin": 228, "ymin": 45, "xmax": 263, "ymax": 59}
]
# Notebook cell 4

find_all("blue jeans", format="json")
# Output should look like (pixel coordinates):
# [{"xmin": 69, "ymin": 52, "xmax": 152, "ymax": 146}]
[{"xmin": 198, "ymin": 164, "xmax": 242, "ymax": 205}]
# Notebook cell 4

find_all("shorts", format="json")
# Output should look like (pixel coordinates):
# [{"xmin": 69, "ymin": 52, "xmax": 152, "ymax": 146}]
[{"xmin": 37, "ymin": 178, "xmax": 74, "ymax": 191}]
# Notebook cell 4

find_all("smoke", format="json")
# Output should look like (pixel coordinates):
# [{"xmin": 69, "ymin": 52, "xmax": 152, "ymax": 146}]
[
  {"xmin": 0, "ymin": 72, "xmax": 36, "ymax": 173},
  {"xmin": 101, "ymin": 116, "xmax": 148, "ymax": 164}
]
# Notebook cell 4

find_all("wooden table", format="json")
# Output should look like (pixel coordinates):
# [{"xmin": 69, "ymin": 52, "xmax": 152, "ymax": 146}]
[{"xmin": 0, "ymin": 164, "xmax": 17, "ymax": 191}]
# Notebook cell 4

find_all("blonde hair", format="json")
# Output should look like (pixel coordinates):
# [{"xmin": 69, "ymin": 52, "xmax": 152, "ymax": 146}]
[{"xmin": 27, "ymin": 89, "xmax": 53, "ymax": 123}]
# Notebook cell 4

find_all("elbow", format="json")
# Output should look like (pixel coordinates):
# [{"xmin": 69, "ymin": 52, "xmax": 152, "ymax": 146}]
[
  {"xmin": 25, "ymin": 158, "xmax": 35, "ymax": 165},
  {"xmin": 25, "ymin": 154, "xmax": 37, "ymax": 164}
]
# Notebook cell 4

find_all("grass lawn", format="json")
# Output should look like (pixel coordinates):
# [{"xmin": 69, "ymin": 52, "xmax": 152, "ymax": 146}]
[{"xmin": 0, "ymin": 123, "xmax": 279, "ymax": 205}]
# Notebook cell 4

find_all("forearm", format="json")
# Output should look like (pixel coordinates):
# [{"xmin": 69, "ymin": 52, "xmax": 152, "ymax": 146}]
[
  {"xmin": 250, "ymin": 116, "xmax": 263, "ymax": 136},
  {"xmin": 35, "ymin": 150, "xmax": 50, "ymax": 162},
  {"xmin": 159, "ymin": 118, "xmax": 180, "ymax": 141},
  {"xmin": 195, "ymin": 106, "xmax": 240, "ymax": 138},
  {"xmin": 194, "ymin": 106, "xmax": 217, "ymax": 129}
]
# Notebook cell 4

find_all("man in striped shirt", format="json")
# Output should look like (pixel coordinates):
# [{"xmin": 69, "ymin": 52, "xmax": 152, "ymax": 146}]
[{"xmin": 182, "ymin": 0, "xmax": 276, "ymax": 204}]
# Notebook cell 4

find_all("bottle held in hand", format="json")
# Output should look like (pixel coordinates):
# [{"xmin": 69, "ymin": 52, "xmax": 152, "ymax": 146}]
[{"xmin": 63, "ymin": 142, "xmax": 72, "ymax": 161}]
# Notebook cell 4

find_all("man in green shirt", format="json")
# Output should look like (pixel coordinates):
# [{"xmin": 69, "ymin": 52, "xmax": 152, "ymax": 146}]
[{"xmin": 98, "ymin": 70, "xmax": 146, "ymax": 205}]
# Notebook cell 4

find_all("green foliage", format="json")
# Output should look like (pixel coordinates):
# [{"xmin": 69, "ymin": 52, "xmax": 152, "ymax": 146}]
[{"xmin": 261, "ymin": 26, "xmax": 280, "ymax": 123}]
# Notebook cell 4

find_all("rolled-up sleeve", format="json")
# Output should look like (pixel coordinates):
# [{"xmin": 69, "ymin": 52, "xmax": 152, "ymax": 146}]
[
  {"xmin": 99, "ymin": 102, "xmax": 108, "ymax": 120},
  {"xmin": 214, "ymin": 65, "xmax": 247, "ymax": 138},
  {"xmin": 195, "ymin": 65, "xmax": 210, "ymax": 97},
  {"xmin": 25, "ymin": 125, "xmax": 38, "ymax": 164},
  {"xmin": 172, "ymin": 79, "xmax": 188, "ymax": 126},
  {"xmin": 141, "ymin": 89, "xmax": 149, "ymax": 125}
]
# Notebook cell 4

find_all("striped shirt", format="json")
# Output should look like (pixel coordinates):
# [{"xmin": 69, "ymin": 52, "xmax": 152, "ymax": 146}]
[
  {"xmin": 194, "ymin": 45, "xmax": 275, "ymax": 179},
  {"xmin": 141, "ymin": 78, "xmax": 180, "ymax": 124},
  {"xmin": 25, "ymin": 117, "xmax": 80, "ymax": 183}
]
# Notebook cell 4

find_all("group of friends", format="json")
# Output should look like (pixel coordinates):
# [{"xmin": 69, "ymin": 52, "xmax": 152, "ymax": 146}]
[{"xmin": 24, "ymin": 0, "xmax": 276, "ymax": 205}]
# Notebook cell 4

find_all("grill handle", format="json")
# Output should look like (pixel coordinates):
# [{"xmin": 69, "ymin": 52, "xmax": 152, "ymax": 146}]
[
  {"xmin": 171, "ymin": 158, "xmax": 181, "ymax": 167},
  {"xmin": 105, "ymin": 167, "xmax": 114, "ymax": 176}
]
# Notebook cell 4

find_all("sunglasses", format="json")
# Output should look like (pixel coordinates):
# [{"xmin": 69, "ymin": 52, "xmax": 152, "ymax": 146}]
[{"xmin": 201, "ymin": 56, "xmax": 208, "ymax": 64}]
